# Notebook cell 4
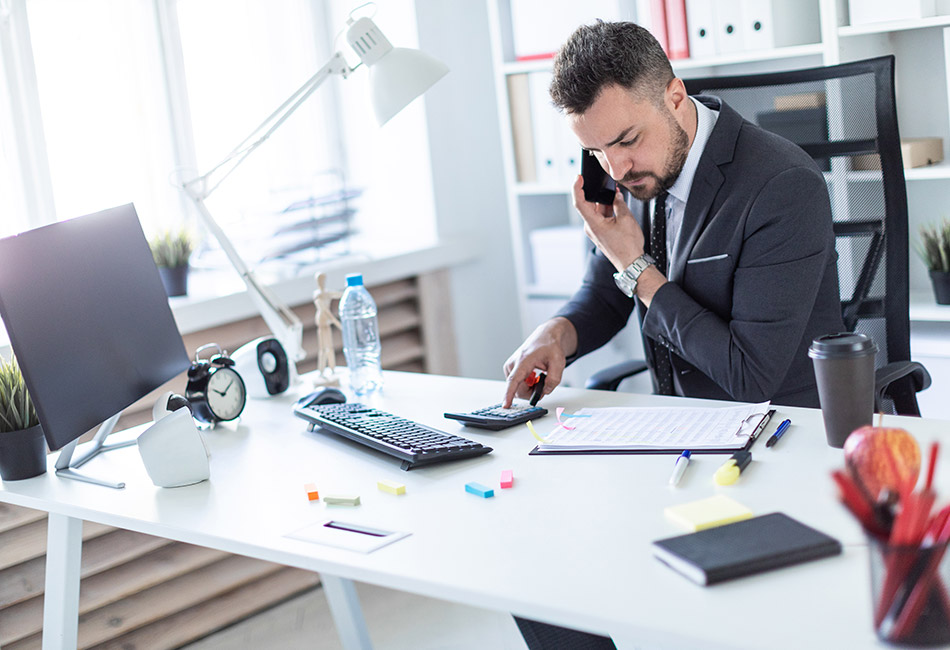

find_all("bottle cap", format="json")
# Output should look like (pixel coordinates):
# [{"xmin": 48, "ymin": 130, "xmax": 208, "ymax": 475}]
[{"xmin": 346, "ymin": 273, "xmax": 364, "ymax": 287}]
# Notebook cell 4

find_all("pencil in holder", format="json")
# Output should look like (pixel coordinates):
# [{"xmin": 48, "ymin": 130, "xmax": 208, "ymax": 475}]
[{"xmin": 869, "ymin": 537, "xmax": 950, "ymax": 646}]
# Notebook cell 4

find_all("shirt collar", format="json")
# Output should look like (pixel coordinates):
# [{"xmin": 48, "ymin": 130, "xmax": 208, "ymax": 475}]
[{"xmin": 666, "ymin": 96, "xmax": 718, "ymax": 206}]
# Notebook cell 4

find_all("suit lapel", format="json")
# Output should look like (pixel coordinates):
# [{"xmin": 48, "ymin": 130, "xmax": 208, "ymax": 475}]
[{"xmin": 669, "ymin": 99, "xmax": 743, "ymax": 284}]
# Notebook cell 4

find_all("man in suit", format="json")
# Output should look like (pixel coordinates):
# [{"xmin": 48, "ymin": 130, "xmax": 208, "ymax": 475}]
[
  {"xmin": 503, "ymin": 21, "xmax": 844, "ymax": 412},
  {"xmin": 503, "ymin": 19, "xmax": 845, "ymax": 650}
]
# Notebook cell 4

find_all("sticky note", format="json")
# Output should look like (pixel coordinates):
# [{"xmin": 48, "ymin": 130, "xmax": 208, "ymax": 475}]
[
  {"xmin": 664, "ymin": 495, "xmax": 753, "ymax": 531},
  {"xmin": 324, "ymin": 494, "xmax": 361, "ymax": 506},
  {"xmin": 377, "ymin": 479, "xmax": 406, "ymax": 495},
  {"xmin": 465, "ymin": 482, "xmax": 494, "ymax": 498},
  {"xmin": 500, "ymin": 470, "xmax": 514, "ymax": 489},
  {"xmin": 304, "ymin": 483, "xmax": 320, "ymax": 501}
]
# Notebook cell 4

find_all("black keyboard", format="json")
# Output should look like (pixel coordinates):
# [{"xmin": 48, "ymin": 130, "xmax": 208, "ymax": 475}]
[
  {"xmin": 293, "ymin": 402, "xmax": 492, "ymax": 470},
  {"xmin": 444, "ymin": 402, "xmax": 548, "ymax": 430}
]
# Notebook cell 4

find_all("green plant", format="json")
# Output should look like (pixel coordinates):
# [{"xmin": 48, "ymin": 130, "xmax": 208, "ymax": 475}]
[
  {"xmin": 918, "ymin": 218, "xmax": 950, "ymax": 273},
  {"xmin": 149, "ymin": 228, "xmax": 194, "ymax": 268},
  {"xmin": 0, "ymin": 355, "xmax": 38, "ymax": 434}
]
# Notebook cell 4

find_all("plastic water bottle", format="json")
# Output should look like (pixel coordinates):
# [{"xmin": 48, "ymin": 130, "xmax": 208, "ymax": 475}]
[{"xmin": 339, "ymin": 273, "xmax": 383, "ymax": 394}]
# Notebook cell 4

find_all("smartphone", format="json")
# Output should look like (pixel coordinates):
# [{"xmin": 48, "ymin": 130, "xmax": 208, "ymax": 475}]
[{"xmin": 581, "ymin": 149, "xmax": 617, "ymax": 204}]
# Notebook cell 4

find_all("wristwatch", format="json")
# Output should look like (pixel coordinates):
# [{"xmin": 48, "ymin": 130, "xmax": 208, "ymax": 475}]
[{"xmin": 613, "ymin": 253, "xmax": 656, "ymax": 298}]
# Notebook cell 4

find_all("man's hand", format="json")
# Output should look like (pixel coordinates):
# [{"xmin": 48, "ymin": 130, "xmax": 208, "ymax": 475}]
[
  {"xmin": 502, "ymin": 317, "xmax": 578, "ymax": 407},
  {"xmin": 573, "ymin": 175, "xmax": 645, "ymax": 272}
]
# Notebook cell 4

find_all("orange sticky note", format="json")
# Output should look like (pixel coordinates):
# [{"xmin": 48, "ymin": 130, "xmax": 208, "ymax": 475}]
[{"xmin": 304, "ymin": 483, "xmax": 320, "ymax": 501}]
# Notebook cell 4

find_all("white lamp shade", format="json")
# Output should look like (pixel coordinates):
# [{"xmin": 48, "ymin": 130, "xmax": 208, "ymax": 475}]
[{"xmin": 368, "ymin": 47, "xmax": 449, "ymax": 125}]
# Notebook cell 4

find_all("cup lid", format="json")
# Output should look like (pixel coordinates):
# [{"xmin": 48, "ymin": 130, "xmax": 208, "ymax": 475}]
[{"xmin": 808, "ymin": 332, "xmax": 878, "ymax": 359}]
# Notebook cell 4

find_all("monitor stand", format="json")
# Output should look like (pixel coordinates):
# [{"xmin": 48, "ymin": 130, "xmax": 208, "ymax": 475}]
[{"xmin": 54, "ymin": 413, "xmax": 132, "ymax": 489}]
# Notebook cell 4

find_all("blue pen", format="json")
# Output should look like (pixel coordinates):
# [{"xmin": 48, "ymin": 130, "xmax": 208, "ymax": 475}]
[
  {"xmin": 765, "ymin": 419, "xmax": 791, "ymax": 448},
  {"xmin": 669, "ymin": 450, "xmax": 691, "ymax": 486}
]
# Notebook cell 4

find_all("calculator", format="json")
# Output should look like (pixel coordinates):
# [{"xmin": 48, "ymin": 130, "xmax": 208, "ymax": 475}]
[{"xmin": 443, "ymin": 402, "xmax": 548, "ymax": 431}]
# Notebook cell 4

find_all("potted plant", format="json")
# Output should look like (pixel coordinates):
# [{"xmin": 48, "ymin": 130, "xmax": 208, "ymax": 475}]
[
  {"xmin": 917, "ymin": 218, "xmax": 950, "ymax": 305},
  {"xmin": 149, "ymin": 228, "xmax": 195, "ymax": 297},
  {"xmin": 0, "ymin": 355, "xmax": 46, "ymax": 481}
]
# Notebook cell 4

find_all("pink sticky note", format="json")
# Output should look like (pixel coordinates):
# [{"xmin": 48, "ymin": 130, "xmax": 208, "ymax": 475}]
[{"xmin": 500, "ymin": 469, "xmax": 514, "ymax": 489}]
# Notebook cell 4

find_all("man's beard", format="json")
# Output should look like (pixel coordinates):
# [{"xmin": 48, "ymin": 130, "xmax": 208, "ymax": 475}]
[{"xmin": 621, "ymin": 113, "xmax": 690, "ymax": 201}]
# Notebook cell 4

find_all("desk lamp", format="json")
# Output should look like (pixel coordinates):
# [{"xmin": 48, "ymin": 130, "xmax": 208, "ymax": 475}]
[{"xmin": 180, "ymin": 8, "xmax": 448, "ymax": 369}]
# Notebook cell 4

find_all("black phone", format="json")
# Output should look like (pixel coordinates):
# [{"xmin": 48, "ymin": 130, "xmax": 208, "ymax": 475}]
[{"xmin": 581, "ymin": 149, "xmax": 617, "ymax": 204}]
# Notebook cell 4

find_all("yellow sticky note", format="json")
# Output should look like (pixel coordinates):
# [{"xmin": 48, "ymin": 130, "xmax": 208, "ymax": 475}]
[
  {"xmin": 664, "ymin": 495, "xmax": 753, "ymax": 532},
  {"xmin": 377, "ymin": 479, "xmax": 406, "ymax": 495}
]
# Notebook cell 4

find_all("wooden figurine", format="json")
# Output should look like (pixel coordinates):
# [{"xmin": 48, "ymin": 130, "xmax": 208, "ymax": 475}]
[{"xmin": 312, "ymin": 272, "xmax": 343, "ymax": 386}]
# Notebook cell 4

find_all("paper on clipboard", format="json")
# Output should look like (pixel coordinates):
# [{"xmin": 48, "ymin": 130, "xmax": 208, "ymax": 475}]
[{"xmin": 532, "ymin": 402, "xmax": 770, "ymax": 453}]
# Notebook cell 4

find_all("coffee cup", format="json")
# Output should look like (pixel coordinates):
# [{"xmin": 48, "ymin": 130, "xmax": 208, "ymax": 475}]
[{"xmin": 808, "ymin": 332, "xmax": 878, "ymax": 448}]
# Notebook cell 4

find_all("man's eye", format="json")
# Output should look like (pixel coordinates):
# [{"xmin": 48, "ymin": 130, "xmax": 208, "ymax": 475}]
[{"xmin": 621, "ymin": 136, "xmax": 639, "ymax": 147}]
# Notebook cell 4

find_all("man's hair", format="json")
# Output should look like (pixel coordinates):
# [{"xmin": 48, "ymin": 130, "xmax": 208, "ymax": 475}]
[{"xmin": 550, "ymin": 21, "xmax": 675, "ymax": 114}]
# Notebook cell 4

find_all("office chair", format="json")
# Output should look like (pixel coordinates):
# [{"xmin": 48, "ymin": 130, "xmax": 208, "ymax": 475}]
[{"xmin": 587, "ymin": 55, "xmax": 931, "ymax": 416}]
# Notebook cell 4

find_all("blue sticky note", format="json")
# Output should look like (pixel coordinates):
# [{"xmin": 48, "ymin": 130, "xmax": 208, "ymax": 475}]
[{"xmin": 465, "ymin": 482, "xmax": 494, "ymax": 498}]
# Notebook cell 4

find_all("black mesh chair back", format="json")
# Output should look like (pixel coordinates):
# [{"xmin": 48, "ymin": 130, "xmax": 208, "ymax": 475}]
[{"xmin": 682, "ymin": 56, "xmax": 927, "ymax": 414}]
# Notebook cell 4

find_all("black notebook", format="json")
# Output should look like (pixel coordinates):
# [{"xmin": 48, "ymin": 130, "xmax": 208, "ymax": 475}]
[{"xmin": 652, "ymin": 512, "xmax": 842, "ymax": 586}]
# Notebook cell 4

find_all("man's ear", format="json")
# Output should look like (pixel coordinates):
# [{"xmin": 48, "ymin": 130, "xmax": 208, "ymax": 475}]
[{"xmin": 666, "ymin": 77, "xmax": 689, "ymax": 112}]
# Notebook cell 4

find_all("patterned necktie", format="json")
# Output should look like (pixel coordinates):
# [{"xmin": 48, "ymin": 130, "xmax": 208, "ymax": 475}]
[{"xmin": 650, "ymin": 192, "xmax": 675, "ymax": 395}]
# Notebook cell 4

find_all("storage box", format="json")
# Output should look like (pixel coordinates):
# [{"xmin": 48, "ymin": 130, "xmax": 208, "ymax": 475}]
[
  {"xmin": 851, "ymin": 138, "xmax": 944, "ymax": 170},
  {"xmin": 757, "ymin": 106, "xmax": 830, "ymax": 171},
  {"xmin": 848, "ymin": 0, "xmax": 936, "ymax": 26},
  {"xmin": 528, "ymin": 226, "xmax": 588, "ymax": 292}
]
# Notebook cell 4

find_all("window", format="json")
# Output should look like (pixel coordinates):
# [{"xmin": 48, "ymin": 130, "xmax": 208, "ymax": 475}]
[{"xmin": 0, "ymin": 0, "xmax": 437, "ymax": 272}]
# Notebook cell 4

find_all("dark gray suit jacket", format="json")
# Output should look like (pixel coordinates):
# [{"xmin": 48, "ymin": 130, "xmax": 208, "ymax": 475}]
[{"xmin": 556, "ymin": 97, "xmax": 845, "ymax": 407}]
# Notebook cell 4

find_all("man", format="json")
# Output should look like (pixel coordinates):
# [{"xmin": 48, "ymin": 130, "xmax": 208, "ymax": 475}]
[
  {"xmin": 503, "ymin": 21, "xmax": 843, "ymax": 412},
  {"xmin": 503, "ymin": 20, "xmax": 845, "ymax": 650}
]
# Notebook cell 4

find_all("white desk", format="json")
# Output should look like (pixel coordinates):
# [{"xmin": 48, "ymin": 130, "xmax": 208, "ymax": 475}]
[{"xmin": 1, "ymin": 371, "xmax": 946, "ymax": 649}]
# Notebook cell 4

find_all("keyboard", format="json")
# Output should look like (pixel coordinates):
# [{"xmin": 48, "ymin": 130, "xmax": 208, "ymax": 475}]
[
  {"xmin": 293, "ymin": 402, "xmax": 492, "ymax": 470},
  {"xmin": 444, "ymin": 402, "xmax": 547, "ymax": 431}
]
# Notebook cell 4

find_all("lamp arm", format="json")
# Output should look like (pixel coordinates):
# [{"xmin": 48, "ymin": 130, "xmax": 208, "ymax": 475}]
[
  {"xmin": 184, "ymin": 52, "xmax": 352, "ymax": 199},
  {"xmin": 180, "ymin": 51, "xmax": 353, "ymax": 364}
]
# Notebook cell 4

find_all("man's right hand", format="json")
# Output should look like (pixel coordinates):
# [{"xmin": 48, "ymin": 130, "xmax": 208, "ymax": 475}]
[{"xmin": 502, "ymin": 317, "xmax": 578, "ymax": 408}]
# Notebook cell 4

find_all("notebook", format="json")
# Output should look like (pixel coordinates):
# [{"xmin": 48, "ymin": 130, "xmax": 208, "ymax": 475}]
[
  {"xmin": 664, "ymin": 495, "xmax": 754, "ymax": 532},
  {"xmin": 652, "ymin": 512, "xmax": 842, "ymax": 586}
]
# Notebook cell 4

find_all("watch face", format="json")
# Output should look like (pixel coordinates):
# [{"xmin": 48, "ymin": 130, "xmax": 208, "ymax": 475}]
[{"xmin": 206, "ymin": 367, "xmax": 246, "ymax": 421}]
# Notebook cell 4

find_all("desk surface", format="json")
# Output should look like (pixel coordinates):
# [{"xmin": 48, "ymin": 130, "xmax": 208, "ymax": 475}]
[{"xmin": 2, "ymin": 371, "xmax": 946, "ymax": 649}]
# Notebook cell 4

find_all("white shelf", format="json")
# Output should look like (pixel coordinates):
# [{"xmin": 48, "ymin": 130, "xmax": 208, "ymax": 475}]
[
  {"xmin": 824, "ymin": 160, "xmax": 950, "ymax": 183},
  {"xmin": 911, "ymin": 291, "xmax": 950, "ymax": 321},
  {"xmin": 501, "ymin": 43, "xmax": 826, "ymax": 77},
  {"xmin": 839, "ymin": 14, "xmax": 950, "ymax": 38},
  {"xmin": 515, "ymin": 183, "xmax": 572, "ymax": 196},
  {"xmin": 672, "ymin": 43, "xmax": 826, "ymax": 72}
]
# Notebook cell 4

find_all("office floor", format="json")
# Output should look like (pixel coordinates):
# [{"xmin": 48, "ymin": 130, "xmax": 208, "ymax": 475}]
[{"xmin": 182, "ymin": 581, "xmax": 528, "ymax": 650}]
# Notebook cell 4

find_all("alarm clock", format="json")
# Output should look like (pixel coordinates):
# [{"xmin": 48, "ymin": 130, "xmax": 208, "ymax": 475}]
[{"xmin": 185, "ymin": 343, "xmax": 247, "ymax": 426}]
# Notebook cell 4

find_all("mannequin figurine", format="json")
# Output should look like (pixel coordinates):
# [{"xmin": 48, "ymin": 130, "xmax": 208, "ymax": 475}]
[{"xmin": 312, "ymin": 272, "xmax": 343, "ymax": 386}]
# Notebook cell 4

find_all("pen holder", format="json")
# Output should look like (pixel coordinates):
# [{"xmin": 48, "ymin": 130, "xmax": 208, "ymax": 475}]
[{"xmin": 868, "ymin": 537, "xmax": 950, "ymax": 646}]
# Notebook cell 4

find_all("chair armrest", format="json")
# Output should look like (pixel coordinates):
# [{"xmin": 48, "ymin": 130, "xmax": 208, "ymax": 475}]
[
  {"xmin": 585, "ymin": 360, "xmax": 649, "ymax": 392},
  {"xmin": 875, "ymin": 361, "xmax": 932, "ymax": 416}
]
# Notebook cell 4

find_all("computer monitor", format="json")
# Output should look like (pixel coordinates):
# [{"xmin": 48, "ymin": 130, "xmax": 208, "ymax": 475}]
[{"xmin": 0, "ymin": 204, "xmax": 190, "ymax": 487}]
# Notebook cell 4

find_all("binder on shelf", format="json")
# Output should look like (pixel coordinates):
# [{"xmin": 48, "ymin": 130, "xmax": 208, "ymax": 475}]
[
  {"xmin": 648, "ymin": 0, "xmax": 670, "ymax": 56},
  {"xmin": 685, "ymin": 0, "xmax": 717, "ymax": 59},
  {"xmin": 528, "ymin": 71, "xmax": 561, "ymax": 185},
  {"xmin": 507, "ymin": 73, "xmax": 537, "ymax": 184},
  {"xmin": 741, "ymin": 0, "xmax": 775, "ymax": 51},
  {"xmin": 664, "ymin": 0, "xmax": 690, "ymax": 59},
  {"xmin": 714, "ymin": 0, "xmax": 746, "ymax": 55}
]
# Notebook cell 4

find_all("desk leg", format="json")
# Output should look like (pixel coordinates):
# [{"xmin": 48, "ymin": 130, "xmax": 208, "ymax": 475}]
[
  {"xmin": 43, "ymin": 513, "xmax": 83, "ymax": 650},
  {"xmin": 321, "ymin": 574, "xmax": 372, "ymax": 649}
]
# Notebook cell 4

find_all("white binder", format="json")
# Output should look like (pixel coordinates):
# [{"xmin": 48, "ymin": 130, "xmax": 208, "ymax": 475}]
[
  {"xmin": 714, "ymin": 0, "xmax": 746, "ymax": 55},
  {"xmin": 742, "ymin": 0, "xmax": 775, "ymax": 52},
  {"xmin": 685, "ymin": 0, "xmax": 718, "ymax": 59}
]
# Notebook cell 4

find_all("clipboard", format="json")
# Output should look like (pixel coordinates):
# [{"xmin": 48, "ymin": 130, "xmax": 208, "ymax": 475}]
[{"xmin": 528, "ymin": 408, "xmax": 775, "ymax": 456}]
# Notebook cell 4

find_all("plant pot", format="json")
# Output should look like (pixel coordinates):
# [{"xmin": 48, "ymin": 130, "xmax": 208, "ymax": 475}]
[
  {"xmin": 929, "ymin": 270, "xmax": 950, "ymax": 305},
  {"xmin": 0, "ymin": 424, "xmax": 47, "ymax": 481},
  {"xmin": 158, "ymin": 264, "xmax": 189, "ymax": 297}
]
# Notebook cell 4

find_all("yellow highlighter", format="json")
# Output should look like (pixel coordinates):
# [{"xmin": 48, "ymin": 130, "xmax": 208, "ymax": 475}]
[{"xmin": 714, "ymin": 450, "xmax": 752, "ymax": 486}]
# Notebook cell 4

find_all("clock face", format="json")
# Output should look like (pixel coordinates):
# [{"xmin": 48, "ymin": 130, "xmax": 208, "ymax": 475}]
[{"xmin": 206, "ymin": 367, "xmax": 246, "ymax": 421}]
